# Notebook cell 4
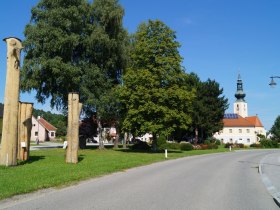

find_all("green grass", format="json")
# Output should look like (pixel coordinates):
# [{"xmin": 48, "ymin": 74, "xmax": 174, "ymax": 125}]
[{"xmin": 0, "ymin": 146, "xmax": 230, "ymax": 200}]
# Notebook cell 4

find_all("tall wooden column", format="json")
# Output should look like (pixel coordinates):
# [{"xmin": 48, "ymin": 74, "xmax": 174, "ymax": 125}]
[
  {"xmin": 0, "ymin": 37, "xmax": 22, "ymax": 166},
  {"xmin": 66, "ymin": 93, "xmax": 82, "ymax": 164},
  {"xmin": 17, "ymin": 102, "xmax": 33, "ymax": 161}
]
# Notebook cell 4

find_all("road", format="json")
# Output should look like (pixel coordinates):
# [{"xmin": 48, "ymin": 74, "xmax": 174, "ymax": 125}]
[{"xmin": 0, "ymin": 150, "xmax": 279, "ymax": 210}]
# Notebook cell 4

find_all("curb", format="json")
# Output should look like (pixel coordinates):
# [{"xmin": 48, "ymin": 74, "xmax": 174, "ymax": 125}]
[{"xmin": 259, "ymin": 156, "xmax": 280, "ymax": 207}]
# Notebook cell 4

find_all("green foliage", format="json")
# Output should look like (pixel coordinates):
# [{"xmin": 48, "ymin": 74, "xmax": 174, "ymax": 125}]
[
  {"xmin": 157, "ymin": 135, "xmax": 167, "ymax": 148},
  {"xmin": 250, "ymin": 143, "xmax": 262, "ymax": 148},
  {"xmin": 270, "ymin": 115, "xmax": 280, "ymax": 141},
  {"xmin": 260, "ymin": 139, "xmax": 279, "ymax": 148},
  {"xmin": 119, "ymin": 20, "xmax": 195, "ymax": 144},
  {"xmin": 22, "ymin": 0, "xmax": 129, "ymax": 116},
  {"xmin": 180, "ymin": 142, "xmax": 193, "ymax": 151},
  {"xmin": 207, "ymin": 143, "xmax": 218, "ymax": 149},
  {"xmin": 204, "ymin": 140, "xmax": 211, "ymax": 145},
  {"xmin": 160, "ymin": 142, "xmax": 181, "ymax": 150},
  {"xmin": 188, "ymin": 73, "xmax": 229, "ymax": 139},
  {"xmin": 131, "ymin": 140, "xmax": 151, "ymax": 151}
]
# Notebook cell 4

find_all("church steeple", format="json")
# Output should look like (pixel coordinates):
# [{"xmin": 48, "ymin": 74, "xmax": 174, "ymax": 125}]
[
  {"xmin": 234, "ymin": 74, "xmax": 248, "ymax": 117},
  {"xmin": 235, "ymin": 74, "xmax": 246, "ymax": 102}
]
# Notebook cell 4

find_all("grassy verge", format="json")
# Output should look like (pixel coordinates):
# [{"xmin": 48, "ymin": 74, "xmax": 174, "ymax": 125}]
[{"xmin": 0, "ymin": 146, "xmax": 230, "ymax": 200}]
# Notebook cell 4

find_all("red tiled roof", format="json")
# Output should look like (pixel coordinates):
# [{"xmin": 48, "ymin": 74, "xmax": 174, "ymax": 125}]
[
  {"xmin": 246, "ymin": 116, "xmax": 264, "ymax": 127},
  {"xmin": 223, "ymin": 115, "xmax": 264, "ymax": 128},
  {"xmin": 38, "ymin": 117, "xmax": 57, "ymax": 131}
]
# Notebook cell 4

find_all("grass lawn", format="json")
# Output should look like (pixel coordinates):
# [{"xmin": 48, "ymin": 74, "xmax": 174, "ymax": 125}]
[{"xmin": 0, "ymin": 146, "xmax": 230, "ymax": 200}]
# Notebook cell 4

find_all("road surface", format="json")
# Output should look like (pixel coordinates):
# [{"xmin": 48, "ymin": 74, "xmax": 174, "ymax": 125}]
[{"xmin": 0, "ymin": 150, "xmax": 279, "ymax": 210}]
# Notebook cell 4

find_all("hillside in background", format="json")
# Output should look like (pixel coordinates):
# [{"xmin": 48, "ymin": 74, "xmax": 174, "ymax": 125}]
[{"xmin": 0, "ymin": 103, "xmax": 67, "ymax": 137}]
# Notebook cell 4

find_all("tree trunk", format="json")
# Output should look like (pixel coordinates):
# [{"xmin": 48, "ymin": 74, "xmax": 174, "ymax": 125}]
[
  {"xmin": 0, "ymin": 37, "xmax": 22, "ymax": 166},
  {"xmin": 123, "ymin": 132, "xmax": 127, "ymax": 149},
  {"xmin": 98, "ymin": 120, "xmax": 105, "ymax": 150}
]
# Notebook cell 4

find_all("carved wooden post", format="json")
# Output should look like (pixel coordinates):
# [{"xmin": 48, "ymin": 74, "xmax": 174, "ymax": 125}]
[
  {"xmin": 0, "ymin": 37, "xmax": 22, "ymax": 166},
  {"xmin": 66, "ymin": 93, "xmax": 82, "ymax": 163},
  {"xmin": 17, "ymin": 102, "xmax": 33, "ymax": 161}
]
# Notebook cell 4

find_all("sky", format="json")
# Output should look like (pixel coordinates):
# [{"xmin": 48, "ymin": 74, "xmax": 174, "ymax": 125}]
[{"xmin": 0, "ymin": 0, "xmax": 280, "ymax": 130}]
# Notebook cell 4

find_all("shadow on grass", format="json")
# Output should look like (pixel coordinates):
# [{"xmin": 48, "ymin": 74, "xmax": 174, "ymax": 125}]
[
  {"xmin": 117, "ymin": 148, "xmax": 183, "ymax": 154},
  {"xmin": 17, "ymin": 155, "xmax": 45, "ymax": 165},
  {"xmin": 78, "ymin": 155, "xmax": 85, "ymax": 162}
]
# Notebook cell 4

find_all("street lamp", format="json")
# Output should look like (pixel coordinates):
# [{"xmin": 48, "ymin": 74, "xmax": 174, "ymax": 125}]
[{"xmin": 269, "ymin": 76, "xmax": 280, "ymax": 88}]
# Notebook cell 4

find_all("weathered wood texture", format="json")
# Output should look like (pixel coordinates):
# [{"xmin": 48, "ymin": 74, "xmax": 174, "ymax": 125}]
[
  {"xmin": 66, "ymin": 93, "xmax": 82, "ymax": 164},
  {"xmin": 0, "ymin": 37, "xmax": 22, "ymax": 166},
  {"xmin": 17, "ymin": 102, "xmax": 33, "ymax": 161}
]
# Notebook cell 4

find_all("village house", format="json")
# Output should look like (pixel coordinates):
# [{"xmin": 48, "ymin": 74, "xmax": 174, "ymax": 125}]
[{"xmin": 31, "ymin": 116, "xmax": 57, "ymax": 142}]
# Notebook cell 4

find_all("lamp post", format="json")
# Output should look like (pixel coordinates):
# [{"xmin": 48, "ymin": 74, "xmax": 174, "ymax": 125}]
[{"xmin": 269, "ymin": 76, "xmax": 280, "ymax": 87}]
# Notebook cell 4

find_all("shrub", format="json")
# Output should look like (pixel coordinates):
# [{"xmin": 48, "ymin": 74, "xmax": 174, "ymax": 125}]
[
  {"xmin": 180, "ymin": 142, "xmax": 193, "ymax": 151},
  {"xmin": 260, "ymin": 139, "xmax": 279, "ymax": 148},
  {"xmin": 208, "ymin": 143, "xmax": 218, "ymax": 149},
  {"xmin": 215, "ymin": 140, "xmax": 221, "ymax": 145},
  {"xmin": 236, "ymin": 143, "xmax": 244, "ymax": 148},
  {"xmin": 131, "ymin": 140, "xmax": 151, "ymax": 151},
  {"xmin": 204, "ymin": 140, "xmax": 211, "ymax": 145},
  {"xmin": 157, "ymin": 135, "xmax": 167, "ymax": 148},
  {"xmin": 224, "ymin": 143, "xmax": 234, "ymax": 148},
  {"xmin": 160, "ymin": 142, "xmax": 181, "ymax": 150},
  {"xmin": 250, "ymin": 143, "xmax": 262, "ymax": 148}
]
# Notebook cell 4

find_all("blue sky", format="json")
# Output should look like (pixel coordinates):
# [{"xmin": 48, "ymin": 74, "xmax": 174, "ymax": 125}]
[{"xmin": 0, "ymin": 0, "xmax": 280, "ymax": 130}]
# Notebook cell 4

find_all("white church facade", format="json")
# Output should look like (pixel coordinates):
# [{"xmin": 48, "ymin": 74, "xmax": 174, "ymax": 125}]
[{"xmin": 213, "ymin": 75, "xmax": 266, "ymax": 145}]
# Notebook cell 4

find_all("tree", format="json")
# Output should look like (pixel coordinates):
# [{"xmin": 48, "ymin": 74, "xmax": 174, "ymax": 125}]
[
  {"xmin": 188, "ymin": 73, "xmax": 228, "ymax": 141},
  {"xmin": 22, "ymin": 0, "xmax": 129, "ymax": 115},
  {"xmin": 270, "ymin": 115, "xmax": 280, "ymax": 141},
  {"xmin": 118, "ymin": 20, "xmax": 195, "ymax": 150}
]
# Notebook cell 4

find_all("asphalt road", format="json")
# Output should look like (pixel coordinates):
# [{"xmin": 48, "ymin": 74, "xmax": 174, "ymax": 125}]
[{"xmin": 0, "ymin": 150, "xmax": 279, "ymax": 210}]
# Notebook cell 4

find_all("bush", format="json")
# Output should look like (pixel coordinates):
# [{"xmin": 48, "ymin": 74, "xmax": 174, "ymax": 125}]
[
  {"xmin": 131, "ymin": 140, "xmax": 151, "ymax": 151},
  {"xmin": 215, "ymin": 140, "xmax": 221, "ymax": 145},
  {"xmin": 260, "ymin": 139, "xmax": 279, "ymax": 148},
  {"xmin": 208, "ymin": 143, "xmax": 218, "ymax": 149},
  {"xmin": 250, "ymin": 143, "xmax": 262, "ymax": 148},
  {"xmin": 180, "ymin": 142, "xmax": 193, "ymax": 151},
  {"xmin": 224, "ymin": 143, "xmax": 234, "ymax": 148},
  {"xmin": 157, "ymin": 135, "xmax": 167, "ymax": 148},
  {"xmin": 160, "ymin": 142, "xmax": 181, "ymax": 150},
  {"xmin": 204, "ymin": 140, "xmax": 211, "ymax": 145}
]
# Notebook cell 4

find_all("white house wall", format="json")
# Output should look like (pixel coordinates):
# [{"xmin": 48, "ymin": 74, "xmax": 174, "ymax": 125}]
[{"xmin": 214, "ymin": 127, "xmax": 258, "ymax": 145}]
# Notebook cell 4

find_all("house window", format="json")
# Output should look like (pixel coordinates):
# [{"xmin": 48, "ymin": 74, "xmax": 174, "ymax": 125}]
[
  {"xmin": 247, "ymin": 138, "xmax": 250, "ymax": 143},
  {"xmin": 50, "ymin": 132, "xmax": 55, "ymax": 137},
  {"xmin": 239, "ymin": 138, "xmax": 242, "ymax": 141},
  {"xmin": 229, "ymin": 129, "xmax": 232, "ymax": 133},
  {"xmin": 230, "ymin": 138, "xmax": 233, "ymax": 143},
  {"xmin": 35, "ymin": 131, "xmax": 38, "ymax": 136},
  {"xmin": 239, "ymin": 129, "xmax": 242, "ymax": 133},
  {"xmin": 247, "ymin": 129, "xmax": 250, "ymax": 133}
]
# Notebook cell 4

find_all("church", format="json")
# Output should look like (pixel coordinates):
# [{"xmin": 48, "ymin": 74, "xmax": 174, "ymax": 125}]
[{"xmin": 213, "ymin": 75, "xmax": 266, "ymax": 145}]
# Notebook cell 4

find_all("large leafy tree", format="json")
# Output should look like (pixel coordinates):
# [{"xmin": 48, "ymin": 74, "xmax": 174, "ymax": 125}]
[
  {"xmin": 270, "ymin": 116, "xmax": 280, "ymax": 141},
  {"xmin": 188, "ymin": 73, "xmax": 228, "ymax": 140},
  {"xmin": 22, "ymin": 0, "xmax": 128, "ymax": 116},
  {"xmin": 119, "ymin": 20, "xmax": 195, "ymax": 150}
]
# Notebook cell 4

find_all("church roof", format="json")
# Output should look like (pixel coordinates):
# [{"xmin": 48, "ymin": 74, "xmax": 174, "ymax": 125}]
[
  {"xmin": 245, "ymin": 116, "xmax": 264, "ymax": 127},
  {"xmin": 223, "ymin": 114, "xmax": 264, "ymax": 128}
]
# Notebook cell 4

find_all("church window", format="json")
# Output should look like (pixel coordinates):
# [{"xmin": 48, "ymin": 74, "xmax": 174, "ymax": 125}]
[
  {"xmin": 229, "ymin": 129, "xmax": 232, "ymax": 133},
  {"xmin": 247, "ymin": 138, "xmax": 250, "ymax": 143},
  {"xmin": 246, "ymin": 129, "xmax": 250, "ymax": 133},
  {"xmin": 239, "ymin": 138, "xmax": 242, "ymax": 141},
  {"xmin": 230, "ymin": 138, "xmax": 233, "ymax": 143},
  {"xmin": 239, "ymin": 129, "xmax": 242, "ymax": 133}
]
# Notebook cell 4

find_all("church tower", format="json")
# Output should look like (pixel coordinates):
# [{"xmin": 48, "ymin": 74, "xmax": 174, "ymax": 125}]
[{"xmin": 234, "ymin": 74, "xmax": 248, "ymax": 117}]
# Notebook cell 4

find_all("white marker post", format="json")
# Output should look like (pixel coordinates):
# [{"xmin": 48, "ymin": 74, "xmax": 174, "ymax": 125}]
[
  {"xmin": 165, "ymin": 149, "xmax": 168, "ymax": 158},
  {"xmin": 229, "ymin": 146, "xmax": 232, "ymax": 151}
]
